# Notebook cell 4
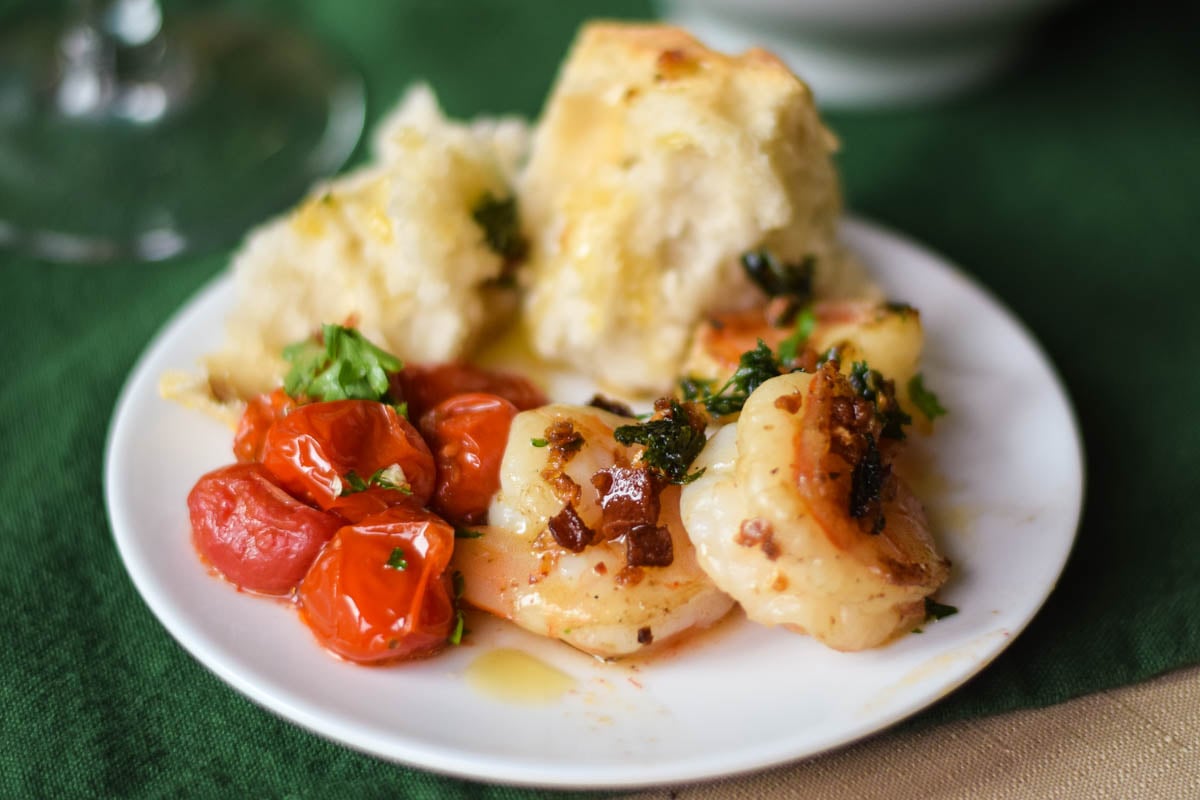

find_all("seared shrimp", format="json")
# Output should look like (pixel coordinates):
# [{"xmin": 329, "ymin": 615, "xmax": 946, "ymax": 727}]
[
  {"xmin": 454, "ymin": 404, "xmax": 734, "ymax": 658},
  {"xmin": 680, "ymin": 364, "xmax": 949, "ymax": 650},
  {"xmin": 684, "ymin": 300, "xmax": 924, "ymax": 420}
]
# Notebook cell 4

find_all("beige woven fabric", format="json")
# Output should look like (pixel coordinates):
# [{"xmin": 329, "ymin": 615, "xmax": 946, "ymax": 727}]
[{"xmin": 625, "ymin": 665, "xmax": 1200, "ymax": 799}]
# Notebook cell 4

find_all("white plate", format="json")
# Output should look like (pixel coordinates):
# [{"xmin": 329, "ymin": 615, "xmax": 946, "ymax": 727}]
[{"xmin": 104, "ymin": 216, "xmax": 1083, "ymax": 789}]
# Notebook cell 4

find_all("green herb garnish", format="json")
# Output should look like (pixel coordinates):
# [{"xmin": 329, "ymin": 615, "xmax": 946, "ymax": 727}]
[
  {"xmin": 777, "ymin": 306, "xmax": 817, "ymax": 366},
  {"xmin": 740, "ymin": 250, "xmax": 815, "ymax": 325},
  {"xmin": 454, "ymin": 527, "xmax": 484, "ymax": 539},
  {"xmin": 848, "ymin": 361, "xmax": 912, "ymax": 440},
  {"xmin": 816, "ymin": 345, "xmax": 841, "ymax": 368},
  {"xmin": 472, "ymin": 192, "xmax": 528, "ymax": 263},
  {"xmin": 924, "ymin": 597, "xmax": 958, "ymax": 621},
  {"xmin": 449, "ymin": 571, "xmax": 467, "ymax": 645},
  {"xmin": 613, "ymin": 399, "xmax": 707, "ymax": 484},
  {"xmin": 282, "ymin": 324, "xmax": 401, "ymax": 403},
  {"xmin": 339, "ymin": 466, "xmax": 412, "ymax": 497},
  {"xmin": 530, "ymin": 437, "xmax": 549, "ymax": 448},
  {"xmin": 679, "ymin": 376, "xmax": 715, "ymax": 403},
  {"xmin": 908, "ymin": 373, "xmax": 947, "ymax": 421},
  {"xmin": 688, "ymin": 340, "xmax": 786, "ymax": 418},
  {"xmin": 385, "ymin": 547, "xmax": 408, "ymax": 571}
]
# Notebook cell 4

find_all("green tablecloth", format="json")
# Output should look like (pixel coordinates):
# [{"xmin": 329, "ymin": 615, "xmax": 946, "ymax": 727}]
[{"xmin": 2, "ymin": 0, "xmax": 1198, "ymax": 796}]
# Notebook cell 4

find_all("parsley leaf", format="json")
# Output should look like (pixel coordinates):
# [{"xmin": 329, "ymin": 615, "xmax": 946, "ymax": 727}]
[
  {"xmin": 924, "ymin": 597, "xmax": 958, "ymax": 621},
  {"xmin": 690, "ymin": 340, "xmax": 786, "ymax": 418},
  {"xmin": 740, "ymin": 250, "xmax": 815, "ymax": 325},
  {"xmin": 613, "ymin": 400, "xmax": 708, "ymax": 484},
  {"xmin": 530, "ymin": 437, "xmax": 548, "ymax": 448},
  {"xmin": 339, "ymin": 466, "xmax": 412, "ymax": 497},
  {"xmin": 848, "ymin": 361, "xmax": 912, "ymax": 440},
  {"xmin": 472, "ymin": 193, "xmax": 528, "ymax": 264},
  {"xmin": 777, "ymin": 306, "xmax": 816, "ymax": 366},
  {"xmin": 282, "ymin": 324, "xmax": 402, "ymax": 403},
  {"xmin": 449, "ymin": 571, "xmax": 467, "ymax": 645},
  {"xmin": 455, "ymin": 527, "xmax": 484, "ymax": 539},
  {"xmin": 908, "ymin": 373, "xmax": 947, "ymax": 421},
  {"xmin": 385, "ymin": 547, "xmax": 408, "ymax": 571},
  {"xmin": 679, "ymin": 376, "xmax": 715, "ymax": 403}
]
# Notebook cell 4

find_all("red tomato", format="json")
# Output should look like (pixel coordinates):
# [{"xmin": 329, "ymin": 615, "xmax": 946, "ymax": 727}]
[
  {"xmin": 391, "ymin": 362, "xmax": 546, "ymax": 421},
  {"xmin": 261, "ymin": 400, "xmax": 435, "ymax": 510},
  {"xmin": 188, "ymin": 463, "xmax": 342, "ymax": 595},
  {"xmin": 326, "ymin": 486, "xmax": 416, "ymax": 525},
  {"xmin": 233, "ymin": 388, "xmax": 297, "ymax": 463},
  {"xmin": 419, "ymin": 392, "xmax": 518, "ymax": 526},
  {"xmin": 297, "ymin": 505, "xmax": 456, "ymax": 663}
]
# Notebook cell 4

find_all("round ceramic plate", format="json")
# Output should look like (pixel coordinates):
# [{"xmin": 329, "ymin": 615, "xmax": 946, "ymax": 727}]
[{"xmin": 104, "ymin": 217, "xmax": 1083, "ymax": 789}]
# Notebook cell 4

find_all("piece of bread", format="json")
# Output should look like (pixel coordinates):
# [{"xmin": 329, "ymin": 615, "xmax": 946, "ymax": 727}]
[
  {"xmin": 199, "ymin": 86, "xmax": 530, "ymax": 403},
  {"xmin": 519, "ymin": 22, "xmax": 847, "ymax": 394}
]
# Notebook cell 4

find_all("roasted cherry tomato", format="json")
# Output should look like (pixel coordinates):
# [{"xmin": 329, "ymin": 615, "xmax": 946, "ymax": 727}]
[
  {"xmin": 233, "ymin": 388, "xmax": 297, "ymax": 463},
  {"xmin": 326, "ymin": 485, "xmax": 416, "ymax": 525},
  {"xmin": 391, "ymin": 362, "xmax": 546, "ymax": 421},
  {"xmin": 188, "ymin": 463, "xmax": 342, "ymax": 595},
  {"xmin": 298, "ymin": 505, "xmax": 456, "ymax": 663},
  {"xmin": 419, "ymin": 392, "xmax": 519, "ymax": 526},
  {"xmin": 261, "ymin": 400, "xmax": 435, "ymax": 510}
]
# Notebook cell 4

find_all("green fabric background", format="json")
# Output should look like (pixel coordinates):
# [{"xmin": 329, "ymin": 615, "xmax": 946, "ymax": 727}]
[{"xmin": 2, "ymin": 0, "xmax": 1198, "ymax": 796}]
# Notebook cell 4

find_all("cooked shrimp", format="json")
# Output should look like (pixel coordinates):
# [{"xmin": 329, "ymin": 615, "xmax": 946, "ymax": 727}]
[
  {"xmin": 683, "ymin": 300, "xmax": 925, "ymax": 420},
  {"xmin": 453, "ymin": 404, "xmax": 734, "ymax": 658},
  {"xmin": 680, "ymin": 364, "xmax": 949, "ymax": 651}
]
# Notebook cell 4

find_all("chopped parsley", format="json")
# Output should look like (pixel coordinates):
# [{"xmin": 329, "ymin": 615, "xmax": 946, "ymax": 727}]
[
  {"xmin": 924, "ymin": 597, "xmax": 959, "ymax": 621},
  {"xmin": 385, "ymin": 547, "xmax": 408, "ymax": 571},
  {"xmin": 472, "ymin": 192, "xmax": 528, "ymax": 269},
  {"xmin": 339, "ymin": 466, "xmax": 412, "ymax": 497},
  {"xmin": 884, "ymin": 300, "xmax": 916, "ymax": 317},
  {"xmin": 740, "ymin": 249, "xmax": 815, "ymax": 325},
  {"xmin": 679, "ymin": 376, "xmax": 715, "ymax": 403},
  {"xmin": 815, "ymin": 345, "xmax": 842, "ymax": 368},
  {"xmin": 613, "ymin": 399, "xmax": 707, "ymax": 484},
  {"xmin": 454, "ymin": 527, "xmax": 484, "ymax": 539},
  {"xmin": 530, "ymin": 437, "xmax": 549, "ymax": 448},
  {"xmin": 282, "ymin": 324, "xmax": 401, "ymax": 403},
  {"xmin": 848, "ymin": 361, "xmax": 912, "ymax": 440},
  {"xmin": 449, "ymin": 571, "xmax": 467, "ymax": 645},
  {"xmin": 908, "ymin": 373, "xmax": 947, "ymax": 421},
  {"xmin": 687, "ymin": 340, "xmax": 786, "ymax": 418},
  {"xmin": 776, "ymin": 306, "xmax": 817, "ymax": 367}
]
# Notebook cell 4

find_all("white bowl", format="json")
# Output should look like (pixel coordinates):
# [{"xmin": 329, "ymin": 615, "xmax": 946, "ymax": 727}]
[{"xmin": 658, "ymin": 0, "xmax": 1071, "ymax": 107}]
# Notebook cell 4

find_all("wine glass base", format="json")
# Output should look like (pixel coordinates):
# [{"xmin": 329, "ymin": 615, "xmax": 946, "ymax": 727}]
[{"xmin": 0, "ymin": 10, "xmax": 364, "ymax": 263}]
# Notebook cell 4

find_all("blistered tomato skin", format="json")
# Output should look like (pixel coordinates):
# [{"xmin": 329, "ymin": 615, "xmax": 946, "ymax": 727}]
[
  {"xmin": 298, "ymin": 505, "xmax": 456, "ymax": 663},
  {"xmin": 233, "ymin": 388, "xmax": 296, "ymax": 463},
  {"xmin": 326, "ymin": 486, "xmax": 419, "ymax": 524},
  {"xmin": 420, "ymin": 392, "xmax": 519, "ymax": 526},
  {"xmin": 261, "ymin": 400, "xmax": 435, "ymax": 510},
  {"xmin": 187, "ymin": 463, "xmax": 343, "ymax": 595},
  {"xmin": 392, "ymin": 362, "xmax": 547, "ymax": 421}
]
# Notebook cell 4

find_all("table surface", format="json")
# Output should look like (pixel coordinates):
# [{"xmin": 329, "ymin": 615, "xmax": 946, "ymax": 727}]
[{"xmin": 2, "ymin": 0, "xmax": 1198, "ymax": 797}]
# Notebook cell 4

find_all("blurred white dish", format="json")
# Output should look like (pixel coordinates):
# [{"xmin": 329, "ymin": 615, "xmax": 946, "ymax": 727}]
[
  {"xmin": 659, "ymin": 0, "xmax": 1070, "ymax": 107},
  {"xmin": 105, "ymin": 216, "xmax": 1082, "ymax": 787}
]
